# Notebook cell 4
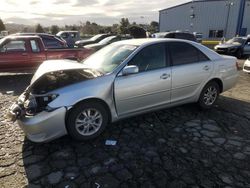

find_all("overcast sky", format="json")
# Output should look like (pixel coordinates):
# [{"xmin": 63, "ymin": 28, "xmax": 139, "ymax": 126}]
[{"xmin": 0, "ymin": 0, "xmax": 190, "ymax": 26}]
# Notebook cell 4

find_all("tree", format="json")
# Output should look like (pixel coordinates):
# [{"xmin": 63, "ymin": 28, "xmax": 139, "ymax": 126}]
[
  {"xmin": 51, "ymin": 25, "xmax": 59, "ymax": 35},
  {"xmin": 129, "ymin": 25, "xmax": 146, "ymax": 38},
  {"xmin": 35, "ymin": 24, "xmax": 44, "ymax": 33},
  {"xmin": 111, "ymin": 24, "xmax": 119, "ymax": 34},
  {"xmin": 0, "ymin": 18, "xmax": 5, "ymax": 31},
  {"xmin": 149, "ymin": 21, "xmax": 159, "ymax": 33},
  {"xmin": 119, "ymin": 18, "xmax": 130, "ymax": 34}
]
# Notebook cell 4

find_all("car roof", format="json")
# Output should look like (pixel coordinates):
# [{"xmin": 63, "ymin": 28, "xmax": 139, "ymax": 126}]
[
  {"xmin": 13, "ymin": 33, "xmax": 56, "ymax": 37},
  {"xmin": 114, "ymin": 38, "xmax": 196, "ymax": 46},
  {"xmin": 57, "ymin": 31, "xmax": 79, "ymax": 35},
  {"xmin": 4, "ymin": 35, "xmax": 41, "ymax": 40}
]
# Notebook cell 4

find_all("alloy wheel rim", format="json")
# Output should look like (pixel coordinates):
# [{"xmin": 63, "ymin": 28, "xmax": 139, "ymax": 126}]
[
  {"xmin": 203, "ymin": 86, "xmax": 217, "ymax": 105},
  {"xmin": 75, "ymin": 108, "xmax": 103, "ymax": 136}
]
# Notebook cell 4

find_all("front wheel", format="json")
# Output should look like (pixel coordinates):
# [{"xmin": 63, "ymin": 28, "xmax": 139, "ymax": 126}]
[
  {"xmin": 198, "ymin": 82, "xmax": 220, "ymax": 109},
  {"xmin": 66, "ymin": 102, "xmax": 108, "ymax": 140}
]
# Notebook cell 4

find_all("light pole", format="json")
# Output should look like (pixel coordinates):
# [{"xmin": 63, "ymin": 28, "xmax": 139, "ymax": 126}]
[
  {"xmin": 189, "ymin": 0, "xmax": 195, "ymax": 33},
  {"xmin": 224, "ymin": 1, "xmax": 234, "ymax": 38}
]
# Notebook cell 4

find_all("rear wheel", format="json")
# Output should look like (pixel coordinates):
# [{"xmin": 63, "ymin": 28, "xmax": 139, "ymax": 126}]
[
  {"xmin": 198, "ymin": 81, "xmax": 220, "ymax": 109},
  {"xmin": 66, "ymin": 102, "xmax": 108, "ymax": 140}
]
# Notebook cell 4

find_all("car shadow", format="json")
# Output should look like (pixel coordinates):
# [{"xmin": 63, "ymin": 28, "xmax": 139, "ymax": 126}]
[
  {"xmin": 0, "ymin": 73, "xmax": 33, "ymax": 96},
  {"xmin": 21, "ymin": 95, "xmax": 250, "ymax": 187}
]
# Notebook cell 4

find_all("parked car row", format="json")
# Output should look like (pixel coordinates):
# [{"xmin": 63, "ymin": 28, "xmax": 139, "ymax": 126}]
[
  {"xmin": 8, "ymin": 38, "xmax": 239, "ymax": 142},
  {"xmin": 84, "ymin": 35, "xmax": 132, "ymax": 52},
  {"xmin": 75, "ymin": 33, "xmax": 111, "ymax": 48}
]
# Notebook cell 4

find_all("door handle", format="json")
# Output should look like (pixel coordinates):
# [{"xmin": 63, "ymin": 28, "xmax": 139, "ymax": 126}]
[
  {"xmin": 203, "ymin": 65, "xmax": 210, "ymax": 71},
  {"xmin": 160, "ymin": 73, "xmax": 170, "ymax": 79},
  {"xmin": 22, "ymin": 53, "xmax": 28, "ymax": 56}
]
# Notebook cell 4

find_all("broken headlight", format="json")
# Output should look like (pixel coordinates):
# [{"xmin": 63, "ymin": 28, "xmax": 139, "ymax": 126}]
[{"xmin": 24, "ymin": 93, "xmax": 59, "ymax": 114}]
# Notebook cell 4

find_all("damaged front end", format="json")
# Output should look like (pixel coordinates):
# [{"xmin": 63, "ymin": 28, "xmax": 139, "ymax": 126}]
[
  {"xmin": 8, "ymin": 61, "xmax": 102, "ymax": 142},
  {"xmin": 10, "ymin": 67, "xmax": 101, "ymax": 120}
]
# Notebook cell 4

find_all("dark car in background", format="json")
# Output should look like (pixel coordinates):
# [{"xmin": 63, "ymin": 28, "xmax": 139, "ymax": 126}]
[
  {"xmin": 84, "ymin": 35, "xmax": 131, "ymax": 51},
  {"xmin": 13, "ymin": 33, "xmax": 68, "ymax": 49},
  {"xmin": 75, "ymin": 33, "xmax": 111, "ymax": 48},
  {"xmin": 152, "ymin": 31, "xmax": 197, "ymax": 42},
  {"xmin": 214, "ymin": 36, "xmax": 250, "ymax": 58}
]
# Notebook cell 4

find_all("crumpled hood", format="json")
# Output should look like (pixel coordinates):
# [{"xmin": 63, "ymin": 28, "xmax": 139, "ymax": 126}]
[
  {"xmin": 215, "ymin": 43, "xmax": 242, "ymax": 49},
  {"xmin": 30, "ymin": 59, "xmax": 97, "ymax": 85}
]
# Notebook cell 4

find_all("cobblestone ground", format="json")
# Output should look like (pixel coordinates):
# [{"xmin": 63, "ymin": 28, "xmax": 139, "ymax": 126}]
[{"xmin": 0, "ymin": 60, "xmax": 250, "ymax": 188}]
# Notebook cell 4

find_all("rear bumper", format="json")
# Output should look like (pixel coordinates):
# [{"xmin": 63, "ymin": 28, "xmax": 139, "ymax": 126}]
[{"xmin": 16, "ymin": 107, "xmax": 67, "ymax": 143}]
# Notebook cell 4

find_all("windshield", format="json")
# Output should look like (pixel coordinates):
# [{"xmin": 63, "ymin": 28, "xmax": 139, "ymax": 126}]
[
  {"xmin": 226, "ymin": 37, "xmax": 245, "ymax": 45},
  {"xmin": 82, "ymin": 43, "xmax": 137, "ymax": 73},
  {"xmin": 90, "ymin": 34, "xmax": 104, "ymax": 41},
  {"xmin": 99, "ymin": 36, "xmax": 115, "ymax": 45}
]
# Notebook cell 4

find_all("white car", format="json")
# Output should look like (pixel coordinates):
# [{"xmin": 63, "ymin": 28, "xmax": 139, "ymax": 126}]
[{"xmin": 243, "ymin": 58, "xmax": 250, "ymax": 73}]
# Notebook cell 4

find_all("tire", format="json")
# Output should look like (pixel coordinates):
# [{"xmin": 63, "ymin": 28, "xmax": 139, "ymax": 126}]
[
  {"xmin": 66, "ymin": 101, "xmax": 108, "ymax": 140},
  {"xmin": 198, "ymin": 81, "xmax": 220, "ymax": 109}
]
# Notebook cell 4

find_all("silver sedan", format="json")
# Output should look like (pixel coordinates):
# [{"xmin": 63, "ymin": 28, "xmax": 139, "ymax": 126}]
[{"xmin": 9, "ymin": 38, "xmax": 238, "ymax": 142}]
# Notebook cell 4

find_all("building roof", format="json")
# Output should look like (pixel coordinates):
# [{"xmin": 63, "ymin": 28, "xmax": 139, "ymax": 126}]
[{"xmin": 159, "ymin": 0, "xmax": 227, "ymax": 12}]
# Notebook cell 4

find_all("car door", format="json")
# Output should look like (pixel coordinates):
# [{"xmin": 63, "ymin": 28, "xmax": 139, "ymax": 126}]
[
  {"xmin": 168, "ymin": 42, "xmax": 212, "ymax": 103},
  {"xmin": 0, "ymin": 39, "xmax": 29, "ymax": 71},
  {"xmin": 243, "ymin": 39, "xmax": 250, "ymax": 55},
  {"xmin": 29, "ymin": 39, "xmax": 46, "ymax": 69},
  {"xmin": 114, "ymin": 43, "xmax": 171, "ymax": 116}
]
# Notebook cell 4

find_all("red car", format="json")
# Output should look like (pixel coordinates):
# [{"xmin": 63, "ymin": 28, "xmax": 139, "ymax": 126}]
[
  {"xmin": 12, "ymin": 33, "xmax": 68, "ymax": 49},
  {"xmin": 0, "ymin": 35, "xmax": 93, "ymax": 72}
]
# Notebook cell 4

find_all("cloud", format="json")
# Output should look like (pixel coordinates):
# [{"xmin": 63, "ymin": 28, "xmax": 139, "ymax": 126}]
[
  {"xmin": 1, "ymin": 0, "xmax": 190, "ymax": 26},
  {"xmin": 72, "ymin": 0, "xmax": 99, "ymax": 6}
]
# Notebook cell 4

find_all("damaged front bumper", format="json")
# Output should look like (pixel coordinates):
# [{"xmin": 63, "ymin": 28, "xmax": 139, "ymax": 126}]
[{"xmin": 9, "ymin": 103, "xmax": 68, "ymax": 143}]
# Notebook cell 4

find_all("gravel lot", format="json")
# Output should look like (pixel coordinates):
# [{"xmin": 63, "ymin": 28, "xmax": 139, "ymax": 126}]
[{"xmin": 0, "ymin": 59, "xmax": 250, "ymax": 188}]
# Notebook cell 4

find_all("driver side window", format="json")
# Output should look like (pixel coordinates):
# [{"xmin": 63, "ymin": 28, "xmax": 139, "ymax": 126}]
[
  {"xmin": 1, "ymin": 40, "xmax": 26, "ymax": 52},
  {"xmin": 128, "ymin": 43, "xmax": 167, "ymax": 72}
]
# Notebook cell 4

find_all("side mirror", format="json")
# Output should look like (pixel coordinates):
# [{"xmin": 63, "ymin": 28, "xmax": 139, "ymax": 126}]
[{"xmin": 122, "ymin": 65, "xmax": 139, "ymax": 76}]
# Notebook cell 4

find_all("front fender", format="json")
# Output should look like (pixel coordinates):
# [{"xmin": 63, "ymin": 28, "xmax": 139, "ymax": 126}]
[{"xmin": 47, "ymin": 74, "xmax": 118, "ymax": 121}]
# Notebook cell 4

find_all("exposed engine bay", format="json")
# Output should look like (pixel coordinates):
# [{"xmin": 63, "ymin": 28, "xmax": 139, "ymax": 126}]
[{"xmin": 15, "ymin": 69, "xmax": 101, "ymax": 117}]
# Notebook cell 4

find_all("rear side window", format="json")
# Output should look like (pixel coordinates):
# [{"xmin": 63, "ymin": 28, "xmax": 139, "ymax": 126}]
[
  {"xmin": 30, "ymin": 40, "xmax": 40, "ymax": 52},
  {"xmin": 42, "ymin": 37, "xmax": 64, "ymax": 49},
  {"xmin": 169, "ymin": 42, "xmax": 209, "ymax": 66},
  {"xmin": 128, "ymin": 43, "xmax": 167, "ymax": 72}
]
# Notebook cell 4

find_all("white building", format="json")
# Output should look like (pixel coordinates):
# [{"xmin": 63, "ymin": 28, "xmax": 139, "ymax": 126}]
[{"xmin": 159, "ymin": 0, "xmax": 250, "ymax": 39}]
